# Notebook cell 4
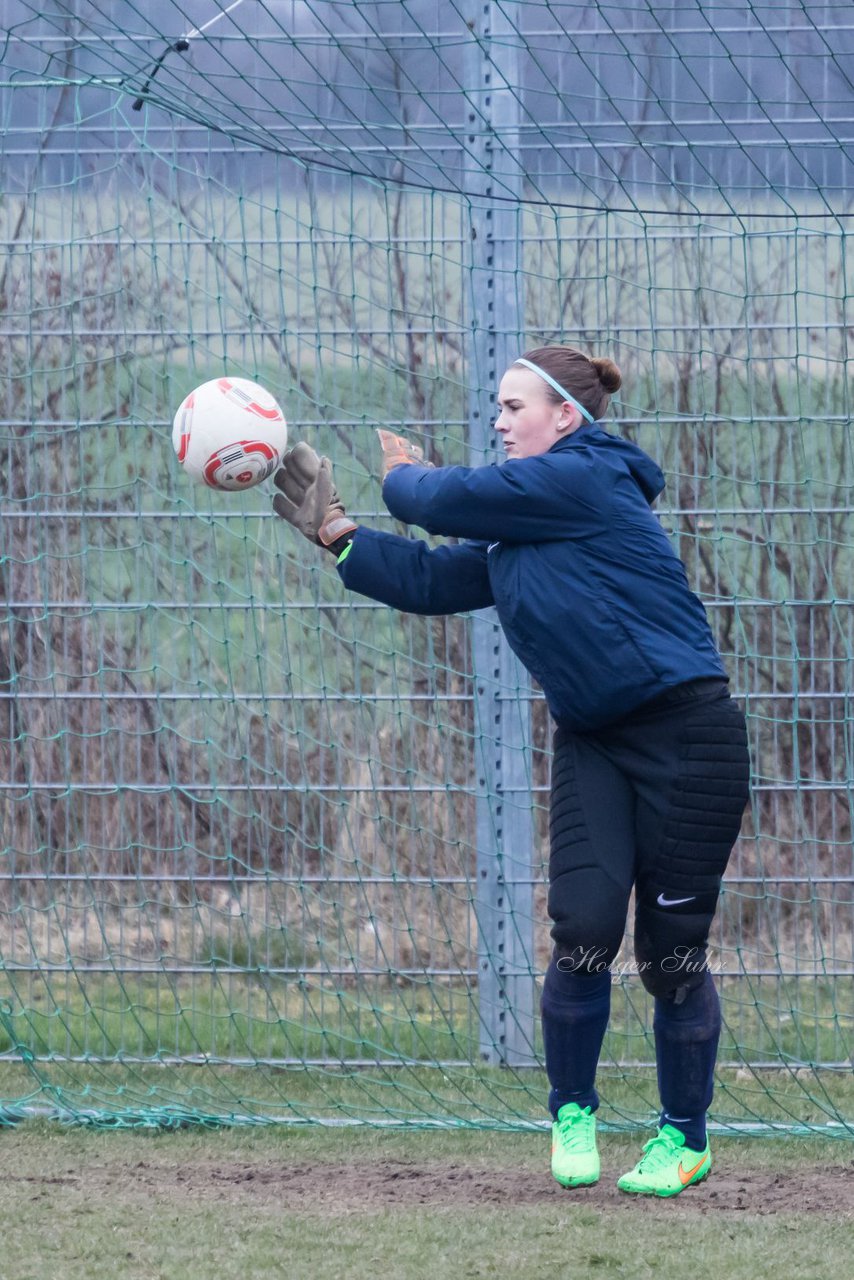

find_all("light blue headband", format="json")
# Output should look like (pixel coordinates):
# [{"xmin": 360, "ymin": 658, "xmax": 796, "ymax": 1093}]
[{"xmin": 514, "ymin": 357, "xmax": 595, "ymax": 424}]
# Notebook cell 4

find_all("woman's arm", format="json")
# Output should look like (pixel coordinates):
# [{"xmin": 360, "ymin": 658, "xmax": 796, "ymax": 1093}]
[
  {"xmin": 270, "ymin": 441, "xmax": 492, "ymax": 616},
  {"xmin": 381, "ymin": 454, "xmax": 607, "ymax": 542},
  {"xmin": 337, "ymin": 527, "xmax": 494, "ymax": 615}
]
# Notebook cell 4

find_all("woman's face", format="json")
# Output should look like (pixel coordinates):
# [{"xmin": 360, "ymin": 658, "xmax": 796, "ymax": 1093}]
[{"xmin": 494, "ymin": 366, "xmax": 581, "ymax": 459}]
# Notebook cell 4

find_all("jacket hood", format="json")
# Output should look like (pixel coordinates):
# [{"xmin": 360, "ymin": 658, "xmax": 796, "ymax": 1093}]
[{"xmin": 551, "ymin": 424, "xmax": 665, "ymax": 505}]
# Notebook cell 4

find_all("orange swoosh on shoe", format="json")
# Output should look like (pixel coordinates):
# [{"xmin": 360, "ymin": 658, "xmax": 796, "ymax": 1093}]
[{"xmin": 678, "ymin": 1152, "xmax": 710, "ymax": 1185}]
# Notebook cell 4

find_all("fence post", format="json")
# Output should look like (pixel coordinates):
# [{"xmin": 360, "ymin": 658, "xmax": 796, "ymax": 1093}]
[{"xmin": 464, "ymin": 2, "xmax": 536, "ymax": 1068}]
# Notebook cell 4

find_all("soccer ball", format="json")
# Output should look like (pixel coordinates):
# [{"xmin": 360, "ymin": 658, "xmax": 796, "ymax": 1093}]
[{"xmin": 172, "ymin": 377, "xmax": 288, "ymax": 490}]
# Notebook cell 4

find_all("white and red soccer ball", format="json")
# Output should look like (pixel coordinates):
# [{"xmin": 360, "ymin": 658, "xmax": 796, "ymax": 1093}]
[{"xmin": 172, "ymin": 377, "xmax": 288, "ymax": 490}]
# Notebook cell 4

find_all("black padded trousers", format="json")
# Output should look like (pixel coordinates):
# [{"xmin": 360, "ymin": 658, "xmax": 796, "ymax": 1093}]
[{"xmin": 548, "ymin": 678, "xmax": 751, "ymax": 997}]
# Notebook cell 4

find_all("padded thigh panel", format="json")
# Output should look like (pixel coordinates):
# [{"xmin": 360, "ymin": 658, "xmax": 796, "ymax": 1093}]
[
  {"xmin": 547, "ymin": 729, "xmax": 636, "ymax": 965},
  {"xmin": 631, "ymin": 694, "xmax": 751, "ymax": 996},
  {"xmin": 640, "ymin": 695, "xmax": 751, "ymax": 901}
]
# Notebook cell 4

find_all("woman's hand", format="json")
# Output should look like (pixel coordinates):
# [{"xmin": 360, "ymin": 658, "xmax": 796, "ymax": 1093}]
[
  {"xmin": 376, "ymin": 429, "xmax": 434, "ymax": 478},
  {"xmin": 272, "ymin": 442, "xmax": 357, "ymax": 550}
]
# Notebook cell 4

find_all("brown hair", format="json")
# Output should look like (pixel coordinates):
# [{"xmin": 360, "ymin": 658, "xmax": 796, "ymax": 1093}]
[{"xmin": 518, "ymin": 346, "xmax": 622, "ymax": 422}]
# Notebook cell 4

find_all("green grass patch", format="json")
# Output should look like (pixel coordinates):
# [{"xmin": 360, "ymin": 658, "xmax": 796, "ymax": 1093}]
[
  {"xmin": 1, "ymin": 971, "xmax": 852, "ymax": 1133},
  {"xmin": 0, "ymin": 1121, "xmax": 850, "ymax": 1280},
  {"xmin": 2, "ymin": 970, "xmax": 850, "ymax": 1072}
]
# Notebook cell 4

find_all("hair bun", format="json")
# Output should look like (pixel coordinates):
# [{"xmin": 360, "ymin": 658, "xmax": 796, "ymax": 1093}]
[{"xmin": 590, "ymin": 357, "xmax": 622, "ymax": 394}]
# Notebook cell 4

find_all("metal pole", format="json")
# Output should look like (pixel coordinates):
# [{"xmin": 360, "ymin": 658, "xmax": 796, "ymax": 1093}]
[{"xmin": 464, "ymin": 2, "xmax": 536, "ymax": 1068}]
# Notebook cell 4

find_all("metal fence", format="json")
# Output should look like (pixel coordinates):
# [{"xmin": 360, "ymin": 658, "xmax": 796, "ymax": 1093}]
[{"xmin": 0, "ymin": 2, "xmax": 852, "ymax": 1122}]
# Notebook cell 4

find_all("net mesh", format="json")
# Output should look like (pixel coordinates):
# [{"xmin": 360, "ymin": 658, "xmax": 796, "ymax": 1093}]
[{"xmin": 0, "ymin": 0, "xmax": 852, "ymax": 1134}]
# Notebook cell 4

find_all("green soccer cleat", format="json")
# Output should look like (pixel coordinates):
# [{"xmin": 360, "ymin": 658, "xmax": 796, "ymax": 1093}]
[
  {"xmin": 550, "ymin": 1102, "xmax": 600, "ymax": 1188},
  {"xmin": 617, "ymin": 1124, "xmax": 711, "ymax": 1197}
]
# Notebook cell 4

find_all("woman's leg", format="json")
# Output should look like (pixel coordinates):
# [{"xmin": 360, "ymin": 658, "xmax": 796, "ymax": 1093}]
[
  {"xmin": 604, "ymin": 688, "xmax": 750, "ymax": 1160},
  {"xmin": 544, "ymin": 726, "xmax": 637, "ymax": 1118},
  {"xmin": 653, "ymin": 968, "xmax": 721, "ymax": 1150}
]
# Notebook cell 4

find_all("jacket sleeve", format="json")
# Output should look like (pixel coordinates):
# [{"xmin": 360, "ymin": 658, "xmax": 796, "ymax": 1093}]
[
  {"xmin": 336, "ymin": 526, "xmax": 494, "ymax": 615},
  {"xmin": 381, "ymin": 455, "xmax": 608, "ymax": 542}
]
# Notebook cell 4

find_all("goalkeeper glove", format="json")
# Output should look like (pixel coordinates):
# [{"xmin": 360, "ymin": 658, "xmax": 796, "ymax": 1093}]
[
  {"xmin": 376, "ymin": 429, "xmax": 434, "ymax": 478},
  {"xmin": 272, "ymin": 442, "xmax": 357, "ymax": 554}
]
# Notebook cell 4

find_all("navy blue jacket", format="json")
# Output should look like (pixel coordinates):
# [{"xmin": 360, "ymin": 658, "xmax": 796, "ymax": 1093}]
[{"xmin": 338, "ymin": 423, "xmax": 726, "ymax": 731}]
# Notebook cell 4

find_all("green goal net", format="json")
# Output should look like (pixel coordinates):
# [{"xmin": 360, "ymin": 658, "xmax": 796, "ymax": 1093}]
[{"xmin": 0, "ymin": 1, "xmax": 851, "ymax": 1135}]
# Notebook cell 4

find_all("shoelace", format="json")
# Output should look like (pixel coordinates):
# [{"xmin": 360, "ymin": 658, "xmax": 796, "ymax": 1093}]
[
  {"xmin": 555, "ymin": 1111, "xmax": 595, "ymax": 1153},
  {"xmin": 636, "ymin": 1131, "xmax": 681, "ymax": 1171}
]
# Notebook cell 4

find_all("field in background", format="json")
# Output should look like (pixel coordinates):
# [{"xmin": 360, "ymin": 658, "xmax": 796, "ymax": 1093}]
[{"xmin": 1, "ymin": 1059, "xmax": 851, "ymax": 1137}]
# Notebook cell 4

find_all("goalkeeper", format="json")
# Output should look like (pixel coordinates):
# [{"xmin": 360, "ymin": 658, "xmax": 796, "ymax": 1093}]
[{"xmin": 272, "ymin": 346, "xmax": 750, "ymax": 1198}]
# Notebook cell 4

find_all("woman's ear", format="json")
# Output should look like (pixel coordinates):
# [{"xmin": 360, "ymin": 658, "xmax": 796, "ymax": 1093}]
[{"xmin": 556, "ymin": 403, "xmax": 581, "ymax": 433}]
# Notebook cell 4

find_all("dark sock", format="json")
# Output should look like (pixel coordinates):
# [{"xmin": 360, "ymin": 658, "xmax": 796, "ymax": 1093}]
[
  {"xmin": 541, "ymin": 959, "xmax": 612, "ymax": 1118},
  {"xmin": 653, "ymin": 970, "xmax": 720, "ymax": 1151}
]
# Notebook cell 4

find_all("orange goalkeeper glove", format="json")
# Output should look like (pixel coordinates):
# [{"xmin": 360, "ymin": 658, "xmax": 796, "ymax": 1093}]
[{"xmin": 376, "ymin": 429, "xmax": 434, "ymax": 478}]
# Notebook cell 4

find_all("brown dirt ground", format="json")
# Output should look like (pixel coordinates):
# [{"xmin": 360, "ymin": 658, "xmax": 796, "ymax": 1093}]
[{"xmin": 7, "ymin": 1156, "xmax": 854, "ymax": 1216}]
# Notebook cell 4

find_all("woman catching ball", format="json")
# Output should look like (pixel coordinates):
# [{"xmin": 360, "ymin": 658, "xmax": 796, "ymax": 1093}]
[{"xmin": 273, "ymin": 346, "xmax": 750, "ymax": 1196}]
